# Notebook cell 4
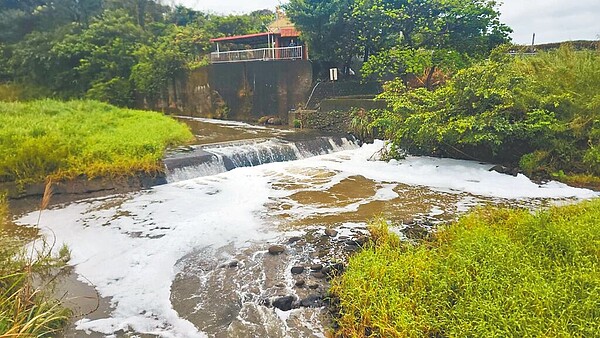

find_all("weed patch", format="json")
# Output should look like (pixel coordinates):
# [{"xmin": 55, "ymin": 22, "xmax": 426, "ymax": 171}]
[
  {"xmin": 0, "ymin": 195, "xmax": 71, "ymax": 336},
  {"xmin": 0, "ymin": 99, "xmax": 193, "ymax": 184},
  {"xmin": 331, "ymin": 199, "xmax": 600, "ymax": 337}
]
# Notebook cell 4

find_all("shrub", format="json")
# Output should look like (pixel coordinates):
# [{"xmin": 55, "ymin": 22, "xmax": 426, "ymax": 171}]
[
  {"xmin": 331, "ymin": 199, "xmax": 600, "ymax": 337},
  {"xmin": 374, "ymin": 45, "xmax": 600, "ymax": 177}
]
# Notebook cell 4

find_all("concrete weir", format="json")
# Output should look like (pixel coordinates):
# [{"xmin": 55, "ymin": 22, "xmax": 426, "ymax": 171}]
[{"xmin": 163, "ymin": 135, "xmax": 359, "ymax": 183}]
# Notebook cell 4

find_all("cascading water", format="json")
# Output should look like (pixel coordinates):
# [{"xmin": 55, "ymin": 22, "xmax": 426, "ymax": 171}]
[
  {"xmin": 15, "ymin": 118, "xmax": 599, "ymax": 338},
  {"xmin": 164, "ymin": 136, "xmax": 358, "ymax": 183}
]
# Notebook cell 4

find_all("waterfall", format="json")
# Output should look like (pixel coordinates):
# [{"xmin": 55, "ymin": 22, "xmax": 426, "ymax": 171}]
[{"xmin": 164, "ymin": 136, "xmax": 358, "ymax": 182}]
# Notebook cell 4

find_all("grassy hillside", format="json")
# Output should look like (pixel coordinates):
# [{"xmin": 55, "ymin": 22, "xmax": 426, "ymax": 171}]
[
  {"xmin": 331, "ymin": 198, "xmax": 600, "ymax": 337},
  {"xmin": 0, "ymin": 99, "xmax": 193, "ymax": 184}
]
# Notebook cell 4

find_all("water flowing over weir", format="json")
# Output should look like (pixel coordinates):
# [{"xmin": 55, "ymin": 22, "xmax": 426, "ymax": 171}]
[
  {"xmin": 164, "ymin": 136, "xmax": 358, "ymax": 183},
  {"xmin": 15, "ymin": 118, "xmax": 599, "ymax": 338}
]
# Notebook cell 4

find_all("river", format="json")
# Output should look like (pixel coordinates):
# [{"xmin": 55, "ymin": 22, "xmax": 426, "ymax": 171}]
[{"xmin": 15, "ymin": 117, "xmax": 598, "ymax": 337}]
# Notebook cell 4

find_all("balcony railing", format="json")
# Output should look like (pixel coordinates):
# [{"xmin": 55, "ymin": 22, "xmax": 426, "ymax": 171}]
[{"xmin": 210, "ymin": 46, "xmax": 303, "ymax": 63}]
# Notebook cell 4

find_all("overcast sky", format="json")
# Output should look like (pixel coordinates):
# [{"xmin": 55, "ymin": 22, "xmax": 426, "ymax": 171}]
[{"xmin": 173, "ymin": 0, "xmax": 600, "ymax": 44}]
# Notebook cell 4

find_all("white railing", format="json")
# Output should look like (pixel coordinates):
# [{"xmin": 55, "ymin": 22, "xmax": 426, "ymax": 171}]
[{"xmin": 211, "ymin": 46, "xmax": 303, "ymax": 63}]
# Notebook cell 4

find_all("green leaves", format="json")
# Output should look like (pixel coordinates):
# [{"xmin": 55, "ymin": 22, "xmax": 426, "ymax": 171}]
[
  {"xmin": 287, "ymin": 0, "xmax": 510, "ymax": 79},
  {"xmin": 285, "ymin": 0, "xmax": 360, "ymax": 65},
  {"xmin": 373, "ymin": 45, "xmax": 600, "ymax": 177},
  {"xmin": 0, "ymin": 1, "xmax": 276, "ymax": 105},
  {"xmin": 332, "ymin": 199, "xmax": 600, "ymax": 337}
]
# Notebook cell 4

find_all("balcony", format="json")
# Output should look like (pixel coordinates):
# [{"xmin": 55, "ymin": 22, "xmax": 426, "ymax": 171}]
[{"xmin": 210, "ymin": 46, "xmax": 304, "ymax": 64}]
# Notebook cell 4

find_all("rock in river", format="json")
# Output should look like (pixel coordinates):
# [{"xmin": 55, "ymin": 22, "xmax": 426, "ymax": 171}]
[
  {"xmin": 291, "ymin": 266, "xmax": 305, "ymax": 274},
  {"xmin": 324, "ymin": 228, "xmax": 338, "ymax": 237},
  {"xmin": 268, "ymin": 245, "xmax": 285, "ymax": 255},
  {"xmin": 272, "ymin": 295, "xmax": 296, "ymax": 311}
]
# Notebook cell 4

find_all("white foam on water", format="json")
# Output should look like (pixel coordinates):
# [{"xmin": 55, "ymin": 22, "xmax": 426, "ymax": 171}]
[
  {"xmin": 19, "ymin": 171, "xmax": 277, "ymax": 337},
  {"xmin": 17, "ymin": 140, "xmax": 598, "ymax": 337},
  {"xmin": 166, "ymin": 158, "xmax": 228, "ymax": 182},
  {"xmin": 305, "ymin": 140, "xmax": 599, "ymax": 200}
]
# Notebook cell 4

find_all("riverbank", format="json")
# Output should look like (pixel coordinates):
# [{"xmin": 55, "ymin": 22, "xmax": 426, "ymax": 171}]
[
  {"xmin": 14, "ymin": 139, "xmax": 597, "ymax": 337},
  {"xmin": 0, "ymin": 99, "xmax": 193, "ymax": 186},
  {"xmin": 0, "ymin": 99, "xmax": 194, "ymax": 334},
  {"xmin": 330, "ymin": 198, "xmax": 600, "ymax": 337},
  {"xmin": 0, "ymin": 195, "xmax": 71, "ymax": 336}
]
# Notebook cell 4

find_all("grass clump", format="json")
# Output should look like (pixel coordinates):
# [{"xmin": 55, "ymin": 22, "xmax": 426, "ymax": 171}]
[
  {"xmin": 331, "ymin": 199, "xmax": 600, "ymax": 337},
  {"xmin": 0, "ymin": 99, "xmax": 194, "ymax": 184},
  {"xmin": 0, "ymin": 195, "xmax": 71, "ymax": 336}
]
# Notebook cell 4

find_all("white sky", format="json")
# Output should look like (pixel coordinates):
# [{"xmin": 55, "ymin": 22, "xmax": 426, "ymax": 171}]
[{"xmin": 172, "ymin": 0, "xmax": 600, "ymax": 44}]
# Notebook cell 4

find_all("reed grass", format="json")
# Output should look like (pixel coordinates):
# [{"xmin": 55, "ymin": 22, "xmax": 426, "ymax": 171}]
[
  {"xmin": 0, "ymin": 99, "xmax": 194, "ymax": 184},
  {"xmin": 0, "ymin": 193, "xmax": 71, "ymax": 336},
  {"xmin": 331, "ymin": 199, "xmax": 600, "ymax": 337}
]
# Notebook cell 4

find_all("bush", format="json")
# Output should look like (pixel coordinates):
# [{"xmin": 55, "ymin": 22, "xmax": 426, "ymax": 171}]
[
  {"xmin": 331, "ymin": 199, "xmax": 600, "ymax": 337},
  {"xmin": 374, "ymin": 45, "xmax": 600, "ymax": 177}
]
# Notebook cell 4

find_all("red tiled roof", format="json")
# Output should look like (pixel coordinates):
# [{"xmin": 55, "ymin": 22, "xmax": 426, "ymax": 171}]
[{"xmin": 209, "ymin": 32, "xmax": 274, "ymax": 43}]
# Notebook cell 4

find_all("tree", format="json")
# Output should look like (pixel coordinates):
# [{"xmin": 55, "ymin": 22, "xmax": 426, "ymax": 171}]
[
  {"xmin": 285, "ymin": 0, "xmax": 360, "ymax": 68},
  {"xmin": 207, "ymin": 10, "xmax": 274, "ymax": 38},
  {"xmin": 50, "ymin": 9, "xmax": 146, "ymax": 105},
  {"xmin": 131, "ymin": 25, "xmax": 209, "ymax": 106},
  {"xmin": 359, "ymin": 0, "xmax": 511, "ymax": 86},
  {"xmin": 287, "ymin": 0, "xmax": 511, "ymax": 83}
]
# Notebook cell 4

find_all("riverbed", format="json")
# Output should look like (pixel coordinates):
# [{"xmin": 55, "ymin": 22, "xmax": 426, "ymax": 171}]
[{"xmin": 15, "ymin": 118, "xmax": 599, "ymax": 337}]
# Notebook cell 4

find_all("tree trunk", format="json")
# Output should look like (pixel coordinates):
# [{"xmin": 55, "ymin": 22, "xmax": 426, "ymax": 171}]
[{"xmin": 425, "ymin": 65, "xmax": 436, "ymax": 91}]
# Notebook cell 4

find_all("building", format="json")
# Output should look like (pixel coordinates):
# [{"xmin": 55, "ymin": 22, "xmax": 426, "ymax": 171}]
[{"xmin": 209, "ymin": 10, "xmax": 308, "ymax": 63}]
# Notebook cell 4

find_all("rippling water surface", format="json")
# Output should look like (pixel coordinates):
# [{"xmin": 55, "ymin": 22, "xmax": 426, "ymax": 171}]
[{"xmin": 15, "ymin": 119, "xmax": 598, "ymax": 337}]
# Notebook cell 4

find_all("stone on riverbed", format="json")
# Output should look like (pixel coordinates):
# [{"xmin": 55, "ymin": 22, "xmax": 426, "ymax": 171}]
[
  {"xmin": 268, "ymin": 245, "xmax": 285, "ymax": 255},
  {"xmin": 291, "ymin": 266, "xmax": 305, "ymax": 274},
  {"xmin": 324, "ymin": 228, "xmax": 338, "ymax": 237},
  {"xmin": 310, "ymin": 263, "xmax": 323, "ymax": 271},
  {"xmin": 288, "ymin": 236, "xmax": 302, "ymax": 244},
  {"xmin": 272, "ymin": 295, "xmax": 296, "ymax": 311},
  {"xmin": 300, "ymin": 294, "xmax": 323, "ymax": 308}
]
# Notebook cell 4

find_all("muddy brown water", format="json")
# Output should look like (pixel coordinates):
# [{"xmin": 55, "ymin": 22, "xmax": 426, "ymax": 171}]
[{"xmin": 5, "ymin": 118, "xmax": 592, "ymax": 338}]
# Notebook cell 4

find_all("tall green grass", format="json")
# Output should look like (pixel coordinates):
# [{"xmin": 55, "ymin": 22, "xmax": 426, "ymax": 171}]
[
  {"xmin": 331, "ymin": 199, "xmax": 600, "ymax": 337},
  {"xmin": 0, "ymin": 99, "xmax": 193, "ymax": 184},
  {"xmin": 0, "ymin": 195, "xmax": 71, "ymax": 336}
]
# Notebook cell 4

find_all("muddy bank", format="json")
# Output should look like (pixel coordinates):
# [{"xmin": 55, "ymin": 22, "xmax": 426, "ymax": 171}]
[{"xmin": 2, "ymin": 173, "xmax": 166, "ymax": 215}]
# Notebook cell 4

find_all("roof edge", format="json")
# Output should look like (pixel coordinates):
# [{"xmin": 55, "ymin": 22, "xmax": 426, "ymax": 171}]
[{"xmin": 209, "ymin": 32, "xmax": 278, "ymax": 43}]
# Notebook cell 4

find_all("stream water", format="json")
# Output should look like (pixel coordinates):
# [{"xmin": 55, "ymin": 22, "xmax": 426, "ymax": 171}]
[{"xmin": 14, "ymin": 117, "xmax": 598, "ymax": 337}]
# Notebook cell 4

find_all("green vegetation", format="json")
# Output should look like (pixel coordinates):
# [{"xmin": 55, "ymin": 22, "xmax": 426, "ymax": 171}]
[
  {"xmin": 0, "ymin": 99, "xmax": 193, "ymax": 184},
  {"xmin": 285, "ymin": 0, "xmax": 510, "ymax": 82},
  {"xmin": 0, "ymin": 1, "xmax": 274, "ymax": 106},
  {"xmin": 364, "ymin": 45, "xmax": 600, "ymax": 182},
  {"xmin": 0, "ymin": 195, "xmax": 71, "ymax": 336},
  {"xmin": 331, "ymin": 198, "xmax": 600, "ymax": 337}
]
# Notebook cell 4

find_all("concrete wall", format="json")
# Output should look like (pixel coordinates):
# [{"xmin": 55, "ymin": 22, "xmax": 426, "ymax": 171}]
[{"xmin": 165, "ymin": 60, "xmax": 313, "ymax": 122}]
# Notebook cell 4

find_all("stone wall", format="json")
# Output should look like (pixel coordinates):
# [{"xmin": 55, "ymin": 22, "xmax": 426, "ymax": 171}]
[
  {"xmin": 303, "ymin": 110, "xmax": 352, "ymax": 134},
  {"xmin": 305, "ymin": 81, "xmax": 382, "ymax": 109},
  {"xmin": 318, "ymin": 98, "xmax": 388, "ymax": 112},
  {"xmin": 297, "ymin": 98, "xmax": 387, "ymax": 135}
]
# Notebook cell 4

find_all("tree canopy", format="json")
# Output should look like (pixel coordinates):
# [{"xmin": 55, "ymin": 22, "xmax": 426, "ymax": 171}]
[
  {"xmin": 286, "ymin": 0, "xmax": 511, "ymax": 82},
  {"xmin": 0, "ymin": 0, "xmax": 274, "ymax": 106}
]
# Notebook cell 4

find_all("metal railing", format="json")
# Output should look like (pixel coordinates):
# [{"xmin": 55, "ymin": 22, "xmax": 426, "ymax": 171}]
[{"xmin": 210, "ymin": 46, "xmax": 303, "ymax": 63}]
